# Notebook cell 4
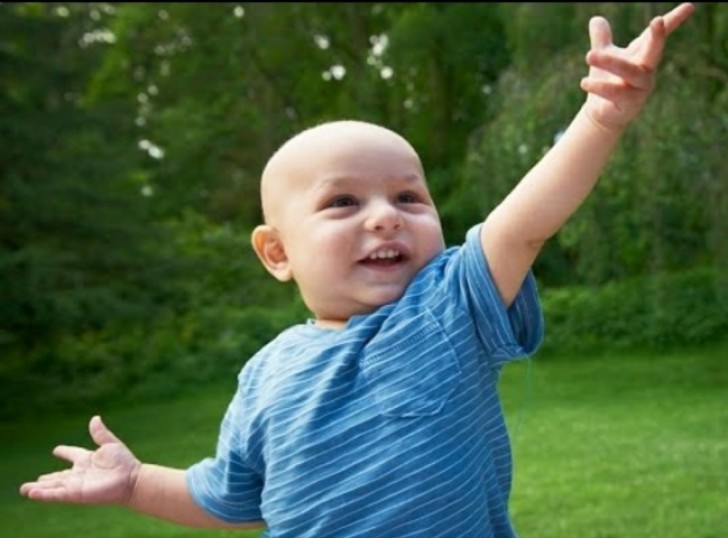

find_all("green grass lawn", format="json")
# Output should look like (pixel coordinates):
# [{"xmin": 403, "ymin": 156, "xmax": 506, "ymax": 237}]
[{"xmin": 2, "ymin": 343, "xmax": 726, "ymax": 537}]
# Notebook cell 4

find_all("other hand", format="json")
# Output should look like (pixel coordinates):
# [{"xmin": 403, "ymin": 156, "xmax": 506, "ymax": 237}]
[{"xmin": 19, "ymin": 415, "xmax": 141, "ymax": 505}]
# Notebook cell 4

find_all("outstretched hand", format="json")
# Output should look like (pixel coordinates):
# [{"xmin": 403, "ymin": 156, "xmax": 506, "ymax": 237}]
[
  {"xmin": 581, "ymin": 2, "xmax": 694, "ymax": 130},
  {"xmin": 19, "ymin": 416, "xmax": 140, "ymax": 505}
]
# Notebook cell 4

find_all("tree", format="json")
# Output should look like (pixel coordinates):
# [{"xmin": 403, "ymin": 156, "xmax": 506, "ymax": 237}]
[{"xmin": 0, "ymin": 3, "xmax": 173, "ymax": 349}]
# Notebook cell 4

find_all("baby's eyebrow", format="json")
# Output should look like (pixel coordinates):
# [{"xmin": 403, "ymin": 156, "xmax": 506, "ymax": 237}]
[
  {"xmin": 314, "ymin": 174, "xmax": 425, "ymax": 192},
  {"xmin": 395, "ymin": 174, "xmax": 426, "ymax": 186},
  {"xmin": 314, "ymin": 176, "xmax": 357, "ymax": 191}
]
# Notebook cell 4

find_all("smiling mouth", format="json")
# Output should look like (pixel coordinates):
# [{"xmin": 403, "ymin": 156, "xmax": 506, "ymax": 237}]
[{"xmin": 360, "ymin": 249, "xmax": 406, "ymax": 267}]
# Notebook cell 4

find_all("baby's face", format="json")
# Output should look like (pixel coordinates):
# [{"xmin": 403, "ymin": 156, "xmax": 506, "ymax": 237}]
[{"xmin": 257, "ymin": 121, "xmax": 445, "ymax": 327}]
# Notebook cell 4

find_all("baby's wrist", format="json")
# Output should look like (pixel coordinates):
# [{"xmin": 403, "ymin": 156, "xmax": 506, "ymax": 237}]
[
  {"xmin": 579, "ymin": 104, "xmax": 629, "ymax": 136},
  {"xmin": 123, "ymin": 459, "xmax": 144, "ymax": 508}
]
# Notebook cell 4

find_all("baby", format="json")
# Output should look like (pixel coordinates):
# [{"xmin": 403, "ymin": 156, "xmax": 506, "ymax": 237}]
[{"xmin": 20, "ymin": 4, "xmax": 694, "ymax": 537}]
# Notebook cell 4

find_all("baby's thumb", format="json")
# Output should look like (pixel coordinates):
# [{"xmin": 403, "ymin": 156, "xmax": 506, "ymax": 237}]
[
  {"xmin": 589, "ymin": 16, "xmax": 612, "ymax": 50},
  {"xmin": 89, "ymin": 415, "xmax": 123, "ymax": 447}
]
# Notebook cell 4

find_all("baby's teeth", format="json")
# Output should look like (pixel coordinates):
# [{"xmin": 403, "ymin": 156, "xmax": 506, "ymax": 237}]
[{"xmin": 370, "ymin": 249, "xmax": 398, "ymax": 259}]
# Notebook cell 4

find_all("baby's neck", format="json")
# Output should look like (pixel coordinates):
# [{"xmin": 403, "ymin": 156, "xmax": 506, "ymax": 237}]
[{"xmin": 313, "ymin": 318, "xmax": 348, "ymax": 330}]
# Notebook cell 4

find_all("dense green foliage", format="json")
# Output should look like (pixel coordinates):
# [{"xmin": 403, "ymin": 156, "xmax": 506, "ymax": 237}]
[
  {"xmin": 540, "ymin": 267, "xmax": 728, "ymax": 353},
  {"xmin": 1, "ymin": 3, "xmax": 725, "ymax": 415}
]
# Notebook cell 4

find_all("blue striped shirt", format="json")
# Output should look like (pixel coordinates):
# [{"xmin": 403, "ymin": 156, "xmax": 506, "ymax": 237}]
[{"xmin": 186, "ymin": 224, "xmax": 543, "ymax": 537}]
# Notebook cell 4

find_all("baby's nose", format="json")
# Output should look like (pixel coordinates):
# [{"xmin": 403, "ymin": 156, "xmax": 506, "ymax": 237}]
[{"xmin": 365, "ymin": 201, "xmax": 402, "ymax": 232}]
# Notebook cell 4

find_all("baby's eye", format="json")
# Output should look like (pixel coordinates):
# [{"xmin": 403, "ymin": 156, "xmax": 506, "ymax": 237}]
[
  {"xmin": 396, "ymin": 191, "xmax": 420, "ymax": 204},
  {"xmin": 329, "ymin": 195, "xmax": 358, "ymax": 208}
]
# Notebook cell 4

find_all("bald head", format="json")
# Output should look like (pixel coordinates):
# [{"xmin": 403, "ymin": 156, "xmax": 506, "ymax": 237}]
[
  {"xmin": 250, "ymin": 119, "xmax": 444, "ymax": 323},
  {"xmin": 259, "ymin": 120, "xmax": 423, "ymax": 226}
]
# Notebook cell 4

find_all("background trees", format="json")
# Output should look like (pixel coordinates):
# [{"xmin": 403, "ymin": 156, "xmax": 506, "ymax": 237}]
[{"xmin": 2, "ymin": 2, "xmax": 725, "ymax": 415}]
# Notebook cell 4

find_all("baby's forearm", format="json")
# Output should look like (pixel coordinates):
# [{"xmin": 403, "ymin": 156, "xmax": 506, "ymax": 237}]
[
  {"xmin": 481, "ymin": 105, "xmax": 625, "ymax": 306},
  {"xmin": 491, "ymin": 105, "xmax": 623, "ymax": 246},
  {"xmin": 127, "ymin": 464, "xmax": 261, "ymax": 530}
]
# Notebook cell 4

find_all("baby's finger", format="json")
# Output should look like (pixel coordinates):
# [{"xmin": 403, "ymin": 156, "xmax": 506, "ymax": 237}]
[
  {"xmin": 20, "ymin": 480, "xmax": 39, "ymax": 495},
  {"xmin": 589, "ymin": 16, "xmax": 613, "ymax": 50},
  {"xmin": 22, "ymin": 481, "xmax": 74, "ymax": 502},
  {"xmin": 663, "ymin": 2, "xmax": 695, "ymax": 35},
  {"xmin": 586, "ymin": 51, "xmax": 655, "ymax": 90},
  {"xmin": 639, "ymin": 17, "xmax": 667, "ymax": 71},
  {"xmin": 36, "ymin": 469, "xmax": 74, "ymax": 482},
  {"xmin": 89, "ymin": 415, "xmax": 123, "ymax": 447},
  {"xmin": 52, "ymin": 445, "xmax": 90, "ymax": 463},
  {"xmin": 589, "ymin": 16, "xmax": 612, "ymax": 50},
  {"xmin": 20, "ymin": 478, "xmax": 55, "ymax": 493},
  {"xmin": 580, "ymin": 78, "xmax": 641, "ymax": 102}
]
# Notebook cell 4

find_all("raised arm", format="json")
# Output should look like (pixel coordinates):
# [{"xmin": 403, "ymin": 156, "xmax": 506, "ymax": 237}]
[
  {"xmin": 19, "ymin": 415, "xmax": 262, "ymax": 530},
  {"xmin": 481, "ymin": 2, "xmax": 694, "ymax": 306}
]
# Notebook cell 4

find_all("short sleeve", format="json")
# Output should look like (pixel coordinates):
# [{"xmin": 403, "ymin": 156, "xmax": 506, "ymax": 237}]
[
  {"xmin": 450, "ymin": 224, "xmax": 544, "ymax": 366},
  {"xmin": 185, "ymin": 385, "xmax": 263, "ymax": 524}
]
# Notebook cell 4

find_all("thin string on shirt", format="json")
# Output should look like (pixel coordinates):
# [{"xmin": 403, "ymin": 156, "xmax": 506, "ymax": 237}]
[{"xmin": 508, "ymin": 357, "xmax": 534, "ymax": 441}]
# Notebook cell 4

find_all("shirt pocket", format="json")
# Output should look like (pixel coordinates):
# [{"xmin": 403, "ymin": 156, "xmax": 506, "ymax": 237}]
[{"xmin": 360, "ymin": 309, "xmax": 461, "ymax": 418}]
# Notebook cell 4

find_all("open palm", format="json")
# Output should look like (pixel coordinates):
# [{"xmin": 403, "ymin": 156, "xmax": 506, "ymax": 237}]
[{"xmin": 20, "ymin": 416, "xmax": 140, "ymax": 505}]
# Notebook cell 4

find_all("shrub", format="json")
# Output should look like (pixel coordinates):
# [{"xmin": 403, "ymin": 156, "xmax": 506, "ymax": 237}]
[{"xmin": 539, "ymin": 267, "xmax": 727, "ymax": 354}]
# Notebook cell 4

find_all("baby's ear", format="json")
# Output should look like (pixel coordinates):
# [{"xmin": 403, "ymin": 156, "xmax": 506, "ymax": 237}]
[{"xmin": 251, "ymin": 225, "xmax": 293, "ymax": 282}]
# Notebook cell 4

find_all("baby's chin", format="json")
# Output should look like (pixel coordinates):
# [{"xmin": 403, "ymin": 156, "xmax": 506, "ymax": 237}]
[
  {"xmin": 310, "ymin": 281, "xmax": 416, "ymax": 325},
  {"xmin": 351, "ymin": 288, "xmax": 409, "ymax": 316}
]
